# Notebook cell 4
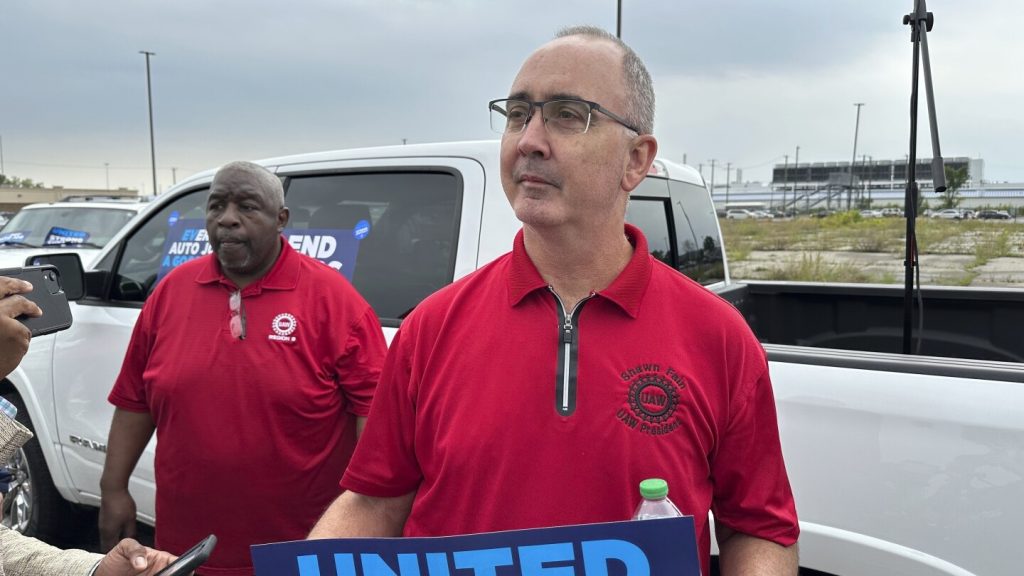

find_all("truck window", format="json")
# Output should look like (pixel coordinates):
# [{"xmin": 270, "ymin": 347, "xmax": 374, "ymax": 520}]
[
  {"xmin": 110, "ymin": 189, "xmax": 208, "ymax": 302},
  {"xmin": 670, "ymin": 180, "xmax": 725, "ymax": 285},
  {"xmin": 283, "ymin": 171, "xmax": 461, "ymax": 322},
  {"xmin": 625, "ymin": 199, "xmax": 673, "ymax": 267}
]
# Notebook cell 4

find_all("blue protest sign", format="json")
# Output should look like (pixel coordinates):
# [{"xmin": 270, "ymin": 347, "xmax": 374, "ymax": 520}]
[
  {"xmin": 285, "ymin": 228, "xmax": 362, "ymax": 282},
  {"xmin": 43, "ymin": 226, "xmax": 90, "ymax": 246},
  {"xmin": 251, "ymin": 518, "xmax": 698, "ymax": 576},
  {"xmin": 156, "ymin": 220, "xmax": 366, "ymax": 283},
  {"xmin": 156, "ymin": 219, "xmax": 214, "ymax": 281},
  {"xmin": 0, "ymin": 231, "xmax": 29, "ymax": 244}
]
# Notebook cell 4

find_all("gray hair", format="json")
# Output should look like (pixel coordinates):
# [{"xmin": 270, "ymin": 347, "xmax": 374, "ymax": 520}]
[
  {"xmin": 213, "ymin": 161, "xmax": 285, "ymax": 209},
  {"xmin": 556, "ymin": 25, "xmax": 655, "ymax": 135}
]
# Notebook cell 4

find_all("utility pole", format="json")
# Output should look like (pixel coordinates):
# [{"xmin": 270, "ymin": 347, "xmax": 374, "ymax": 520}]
[
  {"xmin": 0, "ymin": 133, "xmax": 5, "ymax": 175},
  {"xmin": 105, "ymin": 162, "xmax": 110, "ymax": 190},
  {"xmin": 725, "ymin": 162, "xmax": 732, "ymax": 207},
  {"xmin": 140, "ymin": 51, "xmax": 157, "ymax": 196},
  {"xmin": 849, "ymin": 102, "xmax": 865, "ymax": 210},
  {"xmin": 171, "ymin": 167, "xmax": 178, "ymax": 185},
  {"xmin": 782, "ymin": 154, "xmax": 789, "ymax": 212},
  {"xmin": 709, "ymin": 159, "xmax": 717, "ymax": 197},
  {"xmin": 793, "ymin": 146, "xmax": 800, "ymax": 215}
]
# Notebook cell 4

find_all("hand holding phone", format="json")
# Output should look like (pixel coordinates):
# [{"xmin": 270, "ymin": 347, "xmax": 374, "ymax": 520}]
[
  {"xmin": 154, "ymin": 534, "xmax": 217, "ymax": 576},
  {"xmin": 0, "ymin": 274, "xmax": 43, "ymax": 378},
  {"xmin": 0, "ymin": 266, "xmax": 72, "ymax": 337}
]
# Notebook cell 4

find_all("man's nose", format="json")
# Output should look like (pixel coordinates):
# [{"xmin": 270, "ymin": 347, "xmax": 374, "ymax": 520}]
[{"xmin": 516, "ymin": 106, "xmax": 551, "ymax": 157}]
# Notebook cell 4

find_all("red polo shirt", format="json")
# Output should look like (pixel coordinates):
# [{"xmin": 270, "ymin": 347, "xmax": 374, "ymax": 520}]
[
  {"xmin": 343, "ymin": 225, "xmax": 798, "ymax": 576},
  {"xmin": 110, "ymin": 239, "xmax": 386, "ymax": 575}
]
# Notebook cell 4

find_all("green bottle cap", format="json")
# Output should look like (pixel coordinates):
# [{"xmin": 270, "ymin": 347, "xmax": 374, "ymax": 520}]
[{"xmin": 639, "ymin": 478, "xmax": 669, "ymax": 499}]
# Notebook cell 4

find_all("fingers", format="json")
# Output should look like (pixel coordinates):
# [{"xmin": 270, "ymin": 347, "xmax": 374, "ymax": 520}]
[
  {"xmin": 0, "ymin": 276, "xmax": 32, "ymax": 299},
  {"xmin": 0, "ymin": 295, "xmax": 42, "ymax": 319}
]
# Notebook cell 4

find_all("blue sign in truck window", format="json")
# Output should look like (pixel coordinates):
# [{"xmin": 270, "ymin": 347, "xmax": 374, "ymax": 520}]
[
  {"xmin": 0, "ymin": 231, "xmax": 29, "ymax": 244},
  {"xmin": 44, "ymin": 227, "xmax": 90, "ymax": 246},
  {"xmin": 157, "ymin": 219, "xmax": 366, "ymax": 283},
  {"xmin": 251, "ymin": 517, "xmax": 698, "ymax": 576}
]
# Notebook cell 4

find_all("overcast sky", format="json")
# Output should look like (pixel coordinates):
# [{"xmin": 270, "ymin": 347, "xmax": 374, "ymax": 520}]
[{"xmin": 3, "ymin": 0, "xmax": 1021, "ymax": 194}]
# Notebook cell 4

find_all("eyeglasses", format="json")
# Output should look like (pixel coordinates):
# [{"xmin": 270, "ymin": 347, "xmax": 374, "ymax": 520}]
[
  {"xmin": 488, "ymin": 98, "xmax": 640, "ymax": 135},
  {"xmin": 229, "ymin": 290, "xmax": 246, "ymax": 340}
]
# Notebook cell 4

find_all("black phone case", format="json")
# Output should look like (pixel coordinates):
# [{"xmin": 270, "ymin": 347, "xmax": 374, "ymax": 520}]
[
  {"xmin": 154, "ymin": 534, "xmax": 217, "ymax": 576},
  {"xmin": 0, "ymin": 265, "xmax": 73, "ymax": 337}
]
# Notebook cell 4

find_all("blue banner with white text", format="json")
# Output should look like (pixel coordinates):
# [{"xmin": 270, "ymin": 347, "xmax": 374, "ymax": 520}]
[
  {"xmin": 250, "ymin": 517, "xmax": 698, "ymax": 576},
  {"xmin": 156, "ymin": 217, "xmax": 367, "ymax": 282}
]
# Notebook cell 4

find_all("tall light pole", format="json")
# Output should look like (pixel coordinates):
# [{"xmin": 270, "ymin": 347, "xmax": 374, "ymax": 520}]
[
  {"xmin": 725, "ymin": 162, "xmax": 732, "ymax": 207},
  {"xmin": 848, "ymin": 102, "xmax": 865, "ymax": 210},
  {"xmin": 782, "ymin": 154, "xmax": 789, "ymax": 212},
  {"xmin": 793, "ymin": 145, "xmax": 800, "ymax": 216},
  {"xmin": 708, "ymin": 159, "xmax": 717, "ymax": 198},
  {"xmin": 140, "ymin": 51, "xmax": 157, "ymax": 196},
  {"xmin": 105, "ymin": 162, "xmax": 110, "ymax": 190}
]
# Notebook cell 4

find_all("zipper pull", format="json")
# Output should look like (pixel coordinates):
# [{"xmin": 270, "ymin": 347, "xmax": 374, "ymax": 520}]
[{"xmin": 562, "ymin": 320, "xmax": 574, "ymax": 344}]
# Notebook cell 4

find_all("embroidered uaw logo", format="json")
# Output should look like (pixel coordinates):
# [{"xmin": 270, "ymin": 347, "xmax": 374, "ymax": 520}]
[
  {"xmin": 617, "ymin": 368, "xmax": 684, "ymax": 436},
  {"xmin": 269, "ymin": 313, "xmax": 297, "ymax": 342}
]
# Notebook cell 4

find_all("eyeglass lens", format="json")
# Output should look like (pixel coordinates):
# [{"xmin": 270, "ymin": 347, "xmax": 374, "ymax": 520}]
[{"xmin": 491, "ymin": 100, "xmax": 592, "ymax": 134}]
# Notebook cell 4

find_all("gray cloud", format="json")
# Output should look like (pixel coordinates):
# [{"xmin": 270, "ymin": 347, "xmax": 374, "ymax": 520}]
[{"xmin": 2, "ymin": 0, "xmax": 1020, "ymax": 193}]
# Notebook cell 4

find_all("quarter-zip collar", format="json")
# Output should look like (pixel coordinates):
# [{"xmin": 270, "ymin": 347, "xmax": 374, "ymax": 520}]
[{"xmin": 506, "ymin": 223, "xmax": 653, "ymax": 317}]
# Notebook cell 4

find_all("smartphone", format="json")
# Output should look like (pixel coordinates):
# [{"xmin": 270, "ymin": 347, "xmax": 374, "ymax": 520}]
[
  {"xmin": 154, "ymin": 534, "xmax": 217, "ymax": 576},
  {"xmin": 0, "ymin": 265, "xmax": 73, "ymax": 337}
]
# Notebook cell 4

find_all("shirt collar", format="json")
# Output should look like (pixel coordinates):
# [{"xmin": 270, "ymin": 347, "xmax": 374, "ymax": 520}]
[
  {"xmin": 507, "ymin": 223, "xmax": 652, "ymax": 318},
  {"xmin": 195, "ymin": 236, "xmax": 300, "ymax": 293}
]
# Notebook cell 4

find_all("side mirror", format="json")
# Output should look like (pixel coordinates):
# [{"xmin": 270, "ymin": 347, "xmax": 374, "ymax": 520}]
[{"xmin": 24, "ymin": 253, "xmax": 85, "ymax": 301}]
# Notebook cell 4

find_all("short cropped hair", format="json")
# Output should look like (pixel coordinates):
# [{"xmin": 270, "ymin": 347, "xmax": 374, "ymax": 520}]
[
  {"xmin": 556, "ymin": 25, "xmax": 655, "ymax": 135},
  {"xmin": 213, "ymin": 161, "xmax": 285, "ymax": 209}
]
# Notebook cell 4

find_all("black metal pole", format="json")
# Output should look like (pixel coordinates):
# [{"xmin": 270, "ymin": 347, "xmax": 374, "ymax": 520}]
[
  {"xmin": 616, "ymin": 0, "xmax": 622, "ymax": 38},
  {"xmin": 901, "ymin": 0, "xmax": 945, "ymax": 355},
  {"xmin": 140, "ymin": 51, "xmax": 157, "ymax": 196}
]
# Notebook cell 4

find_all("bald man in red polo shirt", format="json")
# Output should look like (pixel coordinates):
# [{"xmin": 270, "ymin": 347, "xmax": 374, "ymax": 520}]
[{"xmin": 100, "ymin": 162, "xmax": 386, "ymax": 575}]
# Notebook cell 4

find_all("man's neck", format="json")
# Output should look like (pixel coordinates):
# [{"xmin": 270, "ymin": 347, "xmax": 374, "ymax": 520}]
[{"xmin": 523, "ymin": 223, "xmax": 634, "ymax": 310}]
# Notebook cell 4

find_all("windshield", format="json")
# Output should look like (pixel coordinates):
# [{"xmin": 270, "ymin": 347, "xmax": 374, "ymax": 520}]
[{"xmin": 0, "ymin": 206, "xmax": 138, "ymax": 248}]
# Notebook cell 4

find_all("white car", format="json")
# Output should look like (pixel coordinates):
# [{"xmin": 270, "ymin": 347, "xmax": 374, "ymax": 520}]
[
  {"xmin": 930, "ymin": 208, "xmax": 962, "ymax": 220},
  {"xmin": 859, "ymin": 209, "xmax": 884, "ymax": 218},
  {"xmin": 725, "ymin": 209, "xmax": 754, "ymax": 220},
  {"xmin": 0, "ymin": 199, "xmax": 147, "ymax": 268}
]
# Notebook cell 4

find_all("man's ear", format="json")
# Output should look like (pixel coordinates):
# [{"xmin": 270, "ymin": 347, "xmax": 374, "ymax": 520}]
[
  {"xmin": 622, "ymin": 134, "xmax": 659, "ymax": 192},
  {"xmin": 277, "ymin": 207, "xmax": 290, "ymax": 232}
]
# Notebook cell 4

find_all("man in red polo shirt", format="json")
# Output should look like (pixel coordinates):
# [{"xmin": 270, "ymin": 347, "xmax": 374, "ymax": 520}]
[
  {"xmin": 100, "ymin": 161, "xmax": 387, "ymax": 575},
  {"xmin": 309, "ymin": 26, "xmax": 799, "ymax": 575}
]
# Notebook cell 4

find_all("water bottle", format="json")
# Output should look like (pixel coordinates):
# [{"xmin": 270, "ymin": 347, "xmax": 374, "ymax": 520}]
[{"xmin": 632, "ymin": 478, "xmax": 682, "ymax": 520}]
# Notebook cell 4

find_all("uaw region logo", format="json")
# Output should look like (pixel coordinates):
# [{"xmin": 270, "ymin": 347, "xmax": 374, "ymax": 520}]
[
  {"xmin": 268, "ymin": 313, "xmax": 298, "ymax": 342},
  {"xmin": 616, "ymin": 364, "xmax": 685, "ymax": 436}
]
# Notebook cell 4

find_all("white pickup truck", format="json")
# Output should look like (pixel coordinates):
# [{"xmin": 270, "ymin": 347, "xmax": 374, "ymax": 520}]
[{"xmin": 6, "ymin": 141, "xmax": 1022, "ymax": 575}]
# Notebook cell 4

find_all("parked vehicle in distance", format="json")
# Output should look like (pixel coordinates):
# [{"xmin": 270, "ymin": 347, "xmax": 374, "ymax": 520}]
[
  {"xmin": 751, "ymin": 210, "xmax": 775, "ymax": 219},
  {"xmin": 725, "ymin": 209, "xmax": 754, "ymax": 220},
  {"xmin": 959, "ymin": 208, "xmax": 976, "ymax": 219},
  {"xmin": 0, "ymin": 199, "xmax": 147, "ymax": 267},
  {"xmin": 858, "ymin": 209, "xmax": 884, "ymax": 218},
  {"xmin": 880, "ymin": 207, "xmax": 904, "ymax": 217},
  {"xmin": 977, "ymin": 209, "xmax": 1012, "ymax": 220},
  {"xmin": 930, "ymin": 208, "xmax": 962, "ymax": 220}
]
